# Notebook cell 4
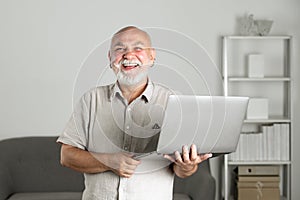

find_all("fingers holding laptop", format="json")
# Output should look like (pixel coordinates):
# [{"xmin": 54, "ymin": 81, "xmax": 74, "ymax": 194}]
[{"xmin": 164, "ymin": 144, "xmax": 212, "ymax": 178}]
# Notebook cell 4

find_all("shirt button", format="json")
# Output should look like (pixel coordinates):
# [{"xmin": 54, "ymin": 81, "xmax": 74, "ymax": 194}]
[
  {"xmin": 127, "ymin": 108, "xmax": 131, "ymax": 112},
  {"xmin": 124, "ymin": 146, "xmax": 128, "ymax": 150},
  {"xmin": 126, "ymin": 125, "xmax": 130, "ymax": 130}
]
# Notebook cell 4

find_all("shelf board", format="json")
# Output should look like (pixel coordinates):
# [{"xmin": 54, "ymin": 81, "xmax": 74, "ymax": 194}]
[
  {"xmin": 244, "ymin": 116, "xmax": 291, "ymax": 123},
  {"xmin": 228, "ymin": 77, "xmax": 291, "ymax": 82},
  {"xmin": 224, "ymin": 35, "xmax": 291, "ymax": 40},
  {"xmin": 229, "ymin": 195, "xmax": 287, "ymax": 200},
  {"xmin": 228, "ymin": 160, "xmax": 291, "ymax": 165}
]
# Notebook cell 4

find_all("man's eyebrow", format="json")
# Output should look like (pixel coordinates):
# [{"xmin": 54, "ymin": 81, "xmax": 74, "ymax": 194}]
[
  {"xmin": 113, "ymin": 42, "xmax": 125, "ymax": 47},
  {"xmin": 133, "ymin": 41, "xmax": 146, "ymax": 46},
  {"xmin": 112, "ymin": 41, "xmax": 149, "ymax": 48}
]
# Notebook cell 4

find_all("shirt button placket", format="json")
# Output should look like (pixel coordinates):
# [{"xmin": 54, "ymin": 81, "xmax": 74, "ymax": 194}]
[
  {"xmin": 123, "ymin": 106, "xmax": 132, "ymax": 152},
  {"xmin": 125, "ymin": 106, "xmax": 131, "ymax": 132},
  {"xmin": 118, "ymin": 177, "xmax": 127, "ymax": 200}
]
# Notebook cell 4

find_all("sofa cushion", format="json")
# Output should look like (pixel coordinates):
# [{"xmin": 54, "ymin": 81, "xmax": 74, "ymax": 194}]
[
  {"xmin": 0, "ymin": 137, "xmax": 84, "ymax": 193},
  {"xmin": 8, "ymin": 192, "xmax": 192, "ymax": 200},
  {"xmin": 9, "ymin": 192, "xmax": 191, "ymax": 200},
  {"xmin": 7, "ymin": 192, "xmax": 82, "ymax": 200},
  {"xmin": 173, "ymin": 193, "xmax": 192, "ymax": 200}
]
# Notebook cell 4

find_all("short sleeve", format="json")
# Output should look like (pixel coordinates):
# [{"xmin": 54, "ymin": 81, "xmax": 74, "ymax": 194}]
[{"xmin": 57, "ymin": 93, "xmax": 91, "ymax": 150}]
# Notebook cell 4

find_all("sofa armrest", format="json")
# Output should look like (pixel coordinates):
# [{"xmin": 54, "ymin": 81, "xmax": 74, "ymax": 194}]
[
  {"xmin": 187, "ymin": 169, "xmax": 215, "ymax": 199},
  {"xmin": 173, "ymin": 160, "xmax": 216, "ymax": 200},
  {"xmin": 0, "ymin": 163, "xmax": 13, "ymax": 200}
]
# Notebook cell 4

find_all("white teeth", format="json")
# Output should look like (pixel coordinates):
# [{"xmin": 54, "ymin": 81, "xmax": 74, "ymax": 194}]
[{"xmin": 121, "ymin": 59, "xmax": 141, "ymax": 67}]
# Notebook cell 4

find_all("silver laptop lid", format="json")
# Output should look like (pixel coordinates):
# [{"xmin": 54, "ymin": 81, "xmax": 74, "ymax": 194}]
[{"xmin": 157, "ymin": 95, "xmax": 249, "ymax": 154}]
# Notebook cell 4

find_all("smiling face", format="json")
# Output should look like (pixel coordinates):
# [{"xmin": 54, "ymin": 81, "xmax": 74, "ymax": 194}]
[{"xmin": 108, "ymin": 27, "xmax": 156, "ymax": 86}]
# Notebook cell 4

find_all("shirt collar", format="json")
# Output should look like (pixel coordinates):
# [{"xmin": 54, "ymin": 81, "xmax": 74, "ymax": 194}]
[
  {"xmin": 110, "ymin": 78, "xmax": 153, "ymax": 103},
  {"xmin": 142, "ymin": 78, "xmax": 153, "ymax": 102}
]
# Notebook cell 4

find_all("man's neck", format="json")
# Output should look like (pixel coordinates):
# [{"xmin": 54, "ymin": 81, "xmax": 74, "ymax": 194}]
[{"xmin": 118, "ymin": 78, "xmax": 148, "ymax": 104}]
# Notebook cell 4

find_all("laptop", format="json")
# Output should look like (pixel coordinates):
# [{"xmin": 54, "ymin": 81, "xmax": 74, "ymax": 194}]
[{"xmin": 134, "ymin": 95, "xmax": 249, "ymax": 159}]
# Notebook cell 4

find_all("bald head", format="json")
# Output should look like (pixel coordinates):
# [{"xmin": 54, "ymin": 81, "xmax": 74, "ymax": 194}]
[{"xmin": 110, "ymin": 26, "xmax": 152, "ymax": 49}]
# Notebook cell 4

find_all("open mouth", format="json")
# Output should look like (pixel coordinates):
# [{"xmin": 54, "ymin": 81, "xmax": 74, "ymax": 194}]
[{"xmin": 121, "ymin": 59, "xmax": 142, "ymax": 70}]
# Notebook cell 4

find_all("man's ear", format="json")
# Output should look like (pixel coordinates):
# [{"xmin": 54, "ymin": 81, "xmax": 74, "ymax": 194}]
[
  {"xmin": 108, "ymin": 51, "xmax": 112, "ymax": 68},
  {"xmin": 150, "ymin": 48, "xmax": 156, "ymax": 63},
  {"xmin": 108, "ymin": 51, "xmax": 111, "ymax": 61}
]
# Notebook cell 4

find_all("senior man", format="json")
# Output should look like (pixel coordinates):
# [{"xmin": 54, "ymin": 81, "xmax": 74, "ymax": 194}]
[{"xmin": 57, "ymin": 26, "xmax": 212, "ymax": 200}]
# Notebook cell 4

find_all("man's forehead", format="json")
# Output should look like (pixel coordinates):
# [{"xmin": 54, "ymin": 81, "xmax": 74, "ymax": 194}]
[{"xmin": 111, "ymin": 28, "xmax": 151, "ymax": 47}]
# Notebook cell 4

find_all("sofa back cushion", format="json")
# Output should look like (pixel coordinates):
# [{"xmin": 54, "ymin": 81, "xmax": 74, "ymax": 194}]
[{"xmin": 0, "ymin": 137, "xmax": 84, "ymax": 193}]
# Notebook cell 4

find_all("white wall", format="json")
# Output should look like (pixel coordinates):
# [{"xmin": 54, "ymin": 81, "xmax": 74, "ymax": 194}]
[{"xmin": 1, "ymin": 0, "xmax": 299, "ymax": 199}]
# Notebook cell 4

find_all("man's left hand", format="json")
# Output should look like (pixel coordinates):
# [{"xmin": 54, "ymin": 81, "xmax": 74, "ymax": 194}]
[{"xmin": 164, "ymin": 144, "xmax": 212, "ymax": 178}]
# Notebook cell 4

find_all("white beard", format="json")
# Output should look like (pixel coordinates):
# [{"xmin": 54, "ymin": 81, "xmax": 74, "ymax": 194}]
[{"xmin": 117, "ymin": 68, "xmax": 148, "ymax": 86}]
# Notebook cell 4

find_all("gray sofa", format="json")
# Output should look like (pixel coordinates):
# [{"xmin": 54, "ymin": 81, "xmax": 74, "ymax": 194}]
[{"xmin": 0, "ymin": 137, "xmax": 215, "ymax": 200}]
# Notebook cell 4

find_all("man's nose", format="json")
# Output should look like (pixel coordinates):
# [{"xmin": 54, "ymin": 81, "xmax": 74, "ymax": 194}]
[{"xmin": 123, "ymin": 49, "xmax": 136, "ymax": 59}]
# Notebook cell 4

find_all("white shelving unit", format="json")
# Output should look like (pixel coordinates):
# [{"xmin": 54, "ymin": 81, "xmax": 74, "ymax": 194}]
[{"xmin": 222, "ymin": 36, "xmax": 292, "ymax": 200}]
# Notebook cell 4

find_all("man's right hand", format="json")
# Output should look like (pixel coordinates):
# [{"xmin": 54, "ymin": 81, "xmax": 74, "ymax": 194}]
[
  {"xmin": 60, "ymin": 144, "xmax": 140, "ymax": 178},
  {"xmin": 95, "ymin": 152, "xmax": 141, "ymax": 178}
]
